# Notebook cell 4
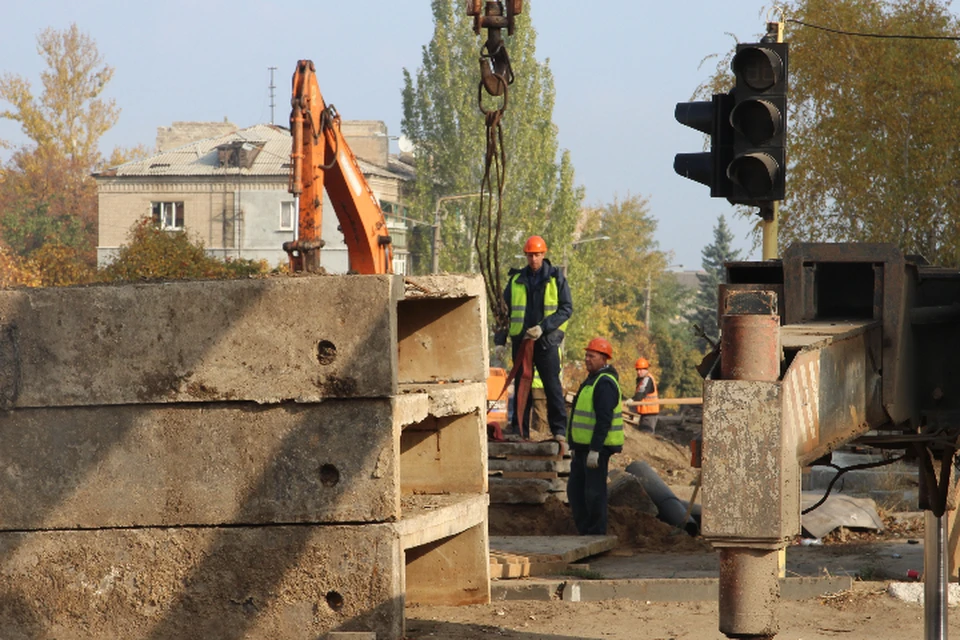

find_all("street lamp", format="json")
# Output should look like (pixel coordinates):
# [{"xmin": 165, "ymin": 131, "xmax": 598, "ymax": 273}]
[
  {"xmin": 561, "ymin": 235, "xmax": 611, "ymax": 275},
  {"xmin": 432, "ymin": 193, "xmax": 483, "ymax": 274}
]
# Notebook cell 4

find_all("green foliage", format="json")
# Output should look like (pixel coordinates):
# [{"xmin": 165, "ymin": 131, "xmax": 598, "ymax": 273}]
[
  {"xmin": 0, "ymin": 200, "xmax": 91, "ymax": 258},
  {"xmin": 401, "ymin": 0, "xmax": 583, "ymax": 286},
  {"xmin": 100, "ymin": 219, "xmax": 267, "ymax": 283},
  {"xmin": 689, "ymin": 215, "xmax": 741, "ymax": 350}
]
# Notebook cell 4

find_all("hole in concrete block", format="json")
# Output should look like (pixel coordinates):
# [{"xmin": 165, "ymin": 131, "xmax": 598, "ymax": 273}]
[
  {"xmin": 325, "ymin": 590, "xmax": 345, "ymax": 611},
  {"xmin": 319, "ymin": 463, "xmax": 340, "ymax": 487},
  {"xmin": 316, "ymin": 340, "xmax": 337, "ymax": 365}
]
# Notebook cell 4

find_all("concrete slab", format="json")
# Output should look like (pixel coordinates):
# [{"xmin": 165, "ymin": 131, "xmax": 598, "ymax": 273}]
[
  {"xmin": 0, "ymin": 524, "xmax": 404, "ymax": 639},
  {"xmin": 0, "ymin": 276, "xmax": 401, "ymax": 407},
  {"xmin": 0, "ymin": 399, "xmax": 402, "ymax": 529}
]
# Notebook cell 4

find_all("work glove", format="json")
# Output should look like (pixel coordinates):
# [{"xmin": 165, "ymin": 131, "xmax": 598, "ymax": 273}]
[
  {"xmin": 493, "ymin": 344, "xmax": 507, "ymax": 363},
  {"xmin": 586, "ymin": 450, "xmax": 600, "ymax": 469},
  {"xmin": 524, "ymin": 325, "xmax": 543, "ymax": 341}
]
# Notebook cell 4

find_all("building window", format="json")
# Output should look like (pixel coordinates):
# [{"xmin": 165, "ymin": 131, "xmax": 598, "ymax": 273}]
[
  {"xmin": 280, "ymin": 201, "xmax": 295, "ymax": 231},
  {"xmin": 152, "ymin": 202, "xmax": 184, "ymax": 230}
]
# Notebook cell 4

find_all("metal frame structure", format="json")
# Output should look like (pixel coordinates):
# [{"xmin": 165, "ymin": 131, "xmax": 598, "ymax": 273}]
[{"xmin": 702, "ymin": 242, "xmax": 960, "ymax": 639}]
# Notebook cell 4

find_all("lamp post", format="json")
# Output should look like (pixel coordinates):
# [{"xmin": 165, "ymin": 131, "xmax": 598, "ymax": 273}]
[
  {"xmin": 562, "ymin": 235, "xmax": 611, "ymax": 276},
  {"xmin": 432, "ymin": 193, "xmax": 482, "ymax": 274}
]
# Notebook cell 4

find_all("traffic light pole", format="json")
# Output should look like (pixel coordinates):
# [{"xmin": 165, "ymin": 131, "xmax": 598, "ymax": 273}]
[{"xmin": 760, "ymin": 19, "xmax": 784, "ymax": 261}]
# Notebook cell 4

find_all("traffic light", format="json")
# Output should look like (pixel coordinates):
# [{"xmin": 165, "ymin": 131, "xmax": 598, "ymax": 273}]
[
  {"xmin": 727, "ymin": 42, "xmax": 788, "ymax": 204},
  {"xmin": 674, "ymin": 92, "xmax": 735, "ymax": 198}
]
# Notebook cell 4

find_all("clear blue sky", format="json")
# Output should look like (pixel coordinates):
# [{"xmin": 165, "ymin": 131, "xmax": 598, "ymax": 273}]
[{"xmin": 0, "ymin": 1, "xmax": 787, "ymax": 270}]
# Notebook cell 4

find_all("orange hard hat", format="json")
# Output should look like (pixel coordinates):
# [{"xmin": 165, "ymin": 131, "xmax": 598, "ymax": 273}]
[
  {"xmin": 635, "ymin": 357, "xmax": 650, "ymax": 369},
  {"xmin": 586, "ymin": 337, "xmax": 613, "ymax": 359},
  {"xmin": 523, "ymin": 235, "xmax": 548, "ymax": 253}
]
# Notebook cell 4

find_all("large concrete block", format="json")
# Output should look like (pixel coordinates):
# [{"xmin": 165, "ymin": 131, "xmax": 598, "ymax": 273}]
[
  {"xmin": 0, "ymin": 399, "xmax": 403, "ymax": 529},
  {"xmin": 0, "ymin": 276, "xmax": 401, "ymax": 408},
  {"xmin": 0, "ymin": 525, "xmax": 404, "ymax": 640}
]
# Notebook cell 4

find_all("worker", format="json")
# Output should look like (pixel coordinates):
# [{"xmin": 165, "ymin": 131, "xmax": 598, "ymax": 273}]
[
  {"xmin": 494, "ymin": 235, "xmax": 572, "ymax": 441},
  {"xmin": 632, "ymin": 357, "xmax": 659, "ymax": 434},
  {"xmin": 566, "ymin": 337, "xmax": 623, "ymax": 535}
]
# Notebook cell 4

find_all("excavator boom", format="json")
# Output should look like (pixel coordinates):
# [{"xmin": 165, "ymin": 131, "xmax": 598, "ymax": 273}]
[{"xmin": 286, "ymin": 59, "xmax": 393, "ymax": 274}]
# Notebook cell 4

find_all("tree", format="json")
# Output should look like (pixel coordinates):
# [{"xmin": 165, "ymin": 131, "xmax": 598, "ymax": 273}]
[
  {"xmin": 689, "ymin": 215, "xmax": 741, "ymax": 350},
  {"xmin": 0, "ymin": 23, "xmax": 120, "ymax": 263},
  {"xmin": 698, "ymin": 0, "xmax": 960, "ymax": 266},
  {"xmin": 100, "ymin": 219, "xmax": 267, "ymax": 283},
  {"xmin": 401, "ymin": 0, "xmax": 583, "ymax": 290},
  {"xmin": 564, "ymin": 194, "xmax": 664, "ymax": 365}
]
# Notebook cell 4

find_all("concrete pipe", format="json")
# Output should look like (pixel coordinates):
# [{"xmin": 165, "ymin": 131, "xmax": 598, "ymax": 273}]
[{"xmin": 625, "ymin": 460, "xmax": 698, "ymax": 535}]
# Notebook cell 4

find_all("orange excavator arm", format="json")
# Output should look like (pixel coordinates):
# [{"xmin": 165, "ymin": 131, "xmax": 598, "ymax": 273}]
[{"xmin": 286, "ymin": 59, "xmax": 393, "ymax": 274}]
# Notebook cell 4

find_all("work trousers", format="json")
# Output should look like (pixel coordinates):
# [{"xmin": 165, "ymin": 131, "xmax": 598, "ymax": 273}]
[
  {"xmin": 567, "ymin": 447, "xmax": 611, "ymax": 535},
  {"xmin": 511, "ymin": 337, "xmax": 567, "ymax": 438}
]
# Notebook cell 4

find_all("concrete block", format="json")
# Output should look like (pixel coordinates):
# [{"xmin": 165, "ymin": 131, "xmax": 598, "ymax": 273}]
[
  {"xmin": 488, "ymin": 478, "xmax": 551, "ymax": 504},
  {"xmin": 0, "ymin": 399, "xmax": 401, "ymax": 529},
  {"xmin": 401, "ymin": 395, "xmax": 486, "ymax": 496},
  {"xmin": 0, "ymin": 524, "xmax": 404, "ymax": 639},
  {"xmin": 0, "ymin": 276, "xmax": 401, "ymax": 407},
  {"xmin": 398, "ymin": 275, "xmax": 487, "ymax": 385},
  {"xmin": 405, "ymin": 521, "xmax": 490, "ymax": 606}
]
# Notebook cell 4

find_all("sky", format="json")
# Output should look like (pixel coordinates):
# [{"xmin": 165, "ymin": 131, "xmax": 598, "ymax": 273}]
[{"xmin": 0, "ymin": 0, "xmax": 786, "ymax": 271}]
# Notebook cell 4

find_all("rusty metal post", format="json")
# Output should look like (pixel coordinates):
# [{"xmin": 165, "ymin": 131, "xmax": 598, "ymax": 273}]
[{"xmin": 710, "ymin": 309, "xmax": 785, "ymax": 639}]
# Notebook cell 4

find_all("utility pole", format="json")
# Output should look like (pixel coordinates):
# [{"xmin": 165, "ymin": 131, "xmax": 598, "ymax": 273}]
[{"xmin": 268, "ymin": 66, "xmax": 277, "ymax": 125}]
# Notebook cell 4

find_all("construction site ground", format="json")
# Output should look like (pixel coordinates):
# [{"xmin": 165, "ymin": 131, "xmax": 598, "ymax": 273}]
[{"xmin": 405, "ymin": 413, "xmax": 949, "ymax": 639}]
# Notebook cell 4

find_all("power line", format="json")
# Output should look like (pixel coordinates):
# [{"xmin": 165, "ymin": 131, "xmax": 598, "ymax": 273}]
[{"xmin": 788, "ymin": 17, "xmax": 960, "ymax": 41}]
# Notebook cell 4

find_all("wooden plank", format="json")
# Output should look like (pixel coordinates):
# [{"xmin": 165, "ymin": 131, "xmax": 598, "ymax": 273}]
[
  {"xmin": 489, "ymin": 535, "xmax": 618, "ymax": 564},
  {"xmin": 501, "ymin": 471, "xmax": 558, "ymax": 480},
  {"xmin": 488, "ymin": 441, "xmax": 561, "ymax": 458},
  {"xmin": 623, "ymin": 397, "xmax": 703, "ymax": 407},
  {"xmin": 488, "ymin": 478, "xmax": 550, "ymax": 504},
  {"xmin": 489, "ymin": 458, "xmax": 568, "ymax": 473}
]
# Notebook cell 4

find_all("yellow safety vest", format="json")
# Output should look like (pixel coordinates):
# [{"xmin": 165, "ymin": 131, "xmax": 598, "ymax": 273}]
[
  {"xmin": 568, "ymin": 372, "xmax": 624, "ymax": 447},
  {"xmin": 508, "ymin": 273, "xmax": 568, "ymax": 337}
]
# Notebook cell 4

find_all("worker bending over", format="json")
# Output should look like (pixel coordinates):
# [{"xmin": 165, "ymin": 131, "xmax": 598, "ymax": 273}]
[
  {"xmin": 494, "ymin": 235, "xmax": 572, "ymax": 441},
  {"xmin": 566, "ymin": 338, "xmax": 623, "ymax": 535},
  {"xmin": 632, "ymin": 356, "xmax": 659, "ymax": 434}
]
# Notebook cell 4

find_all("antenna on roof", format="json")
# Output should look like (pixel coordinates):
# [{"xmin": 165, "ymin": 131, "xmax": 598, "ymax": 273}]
[{"xmin": 268, "ymin": 66, "xmax": 278, "ymax": 125}]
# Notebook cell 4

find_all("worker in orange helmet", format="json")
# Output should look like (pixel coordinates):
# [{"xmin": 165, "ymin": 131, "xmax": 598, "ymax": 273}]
[
  {"xmin": 494, "ymin": 235, "xmax": 573, "ymax": 441},
  {"xmin": 632, "ymin": 356, "xmax": 659, "ymax": 434},
  {"xmin": 566, "ymin": 337, "xmax": 623, "ymax": 535}
]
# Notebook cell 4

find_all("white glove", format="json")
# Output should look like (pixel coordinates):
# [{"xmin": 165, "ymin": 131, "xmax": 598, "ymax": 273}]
[
  {"xmin": 525, "ymin": 325, "xmax": 543, "ymax": 340},
  {"xmin": 493, "ymin": 344, "xmax": 507, "ymax": 362},
  {"xmin": 586, "ymin": 450, "xmax": 600, "ymax": 469}
]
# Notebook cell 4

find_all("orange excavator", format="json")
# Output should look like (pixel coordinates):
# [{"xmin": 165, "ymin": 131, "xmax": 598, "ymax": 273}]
[{"xmin": 285, "ymin": 59, "xmax": 393, "ymax": 274}]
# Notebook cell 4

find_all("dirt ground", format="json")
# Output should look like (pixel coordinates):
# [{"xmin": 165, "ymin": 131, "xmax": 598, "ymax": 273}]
[{"xmin": 407, "ymin": 411, "xmax": 945, "ymax": 639}]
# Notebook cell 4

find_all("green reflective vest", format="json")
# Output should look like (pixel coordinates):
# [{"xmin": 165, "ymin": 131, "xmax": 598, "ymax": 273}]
[
  {"xmin": 508, "ymin": 272, "xmax": 568, "ymax": 337},
  {"xmin": 568, "ymin": 372, "xmax": 624, "ymax": 447}
]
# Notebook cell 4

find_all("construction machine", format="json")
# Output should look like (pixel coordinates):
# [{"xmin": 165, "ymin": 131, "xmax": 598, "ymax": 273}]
[{"xmin": 285, "ymin": 59, "xmax": 393, "ymax": 274}]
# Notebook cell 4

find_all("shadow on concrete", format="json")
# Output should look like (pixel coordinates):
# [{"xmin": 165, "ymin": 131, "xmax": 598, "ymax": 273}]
[{"xmin": 0, "ymin": 280, "xmax": 398, "ymax": 638}]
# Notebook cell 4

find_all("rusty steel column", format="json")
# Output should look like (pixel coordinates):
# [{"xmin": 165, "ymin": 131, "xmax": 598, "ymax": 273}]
[
  {"xmin": 714, "ymin": 311, "xmax": 783, "ymax": 639},
  {"xmin": 718, "ymin": 547, "xmax": 781, "ymax": 637},
  {"xmin": 720, "ymin": 314, "xmax": 781, "ymax": 381}
]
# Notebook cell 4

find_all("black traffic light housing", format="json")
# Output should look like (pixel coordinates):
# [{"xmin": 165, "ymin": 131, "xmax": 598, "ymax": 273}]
[
  {"xmin": 727, "ymin": 42, "xmax": 788, "ymax": 205},
  {"xmin": 674, "ymin": 92, "xmax": 735, "ymax": 198}
]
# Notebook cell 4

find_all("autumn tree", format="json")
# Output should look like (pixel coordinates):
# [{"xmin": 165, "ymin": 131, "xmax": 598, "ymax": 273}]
[
  {"xmin": 100, "ymin": 219, "xmax": 267, "ymax": 283},
  {"xmin": 401, "ymin": 0, "xmax": 583, "ymax": 287},
  {"xmin": 689, "ymin": 215, "xmax": 741, "ymax": 351},
  {"xmin": 697, "ymin": 0, "xmax": 960, "ymax": 266},
  {"xmin": 0, "ymin": 23, "xmax": 121, "ymax": 265}
]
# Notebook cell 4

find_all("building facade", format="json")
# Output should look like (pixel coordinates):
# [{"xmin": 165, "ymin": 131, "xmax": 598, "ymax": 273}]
[{"xmin": 94, "ymin": 121, "xmax": 416, "ymax": 273}]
